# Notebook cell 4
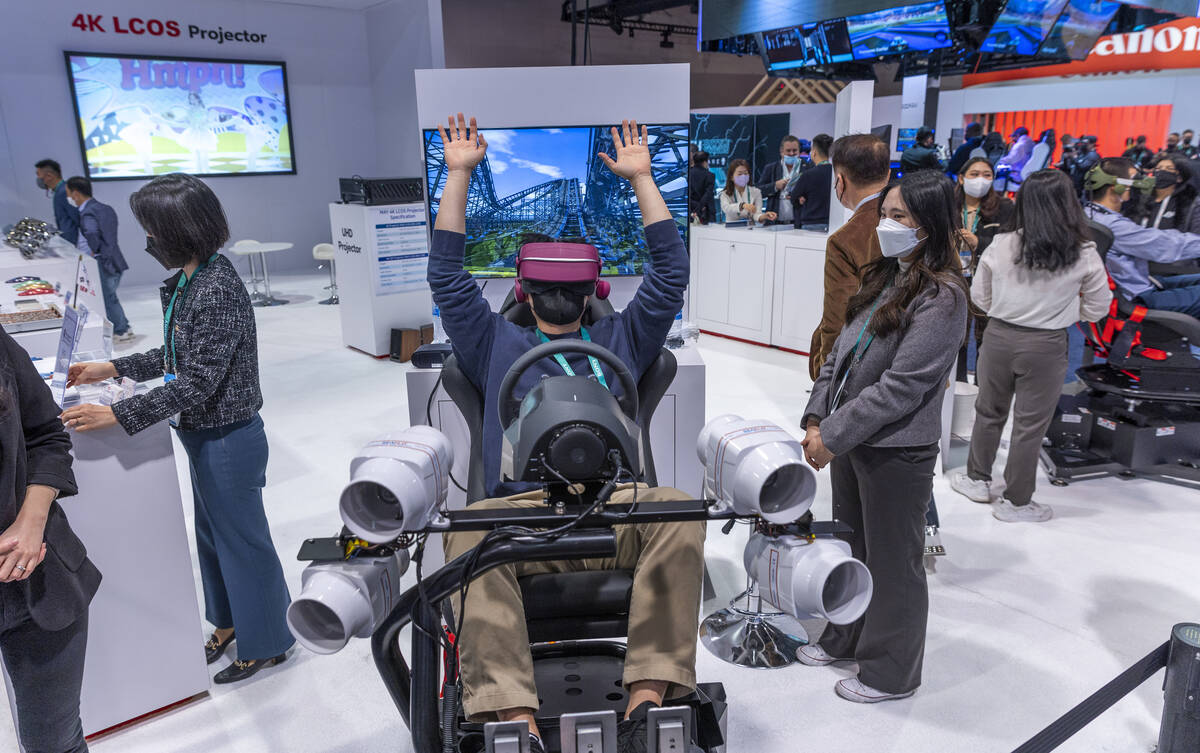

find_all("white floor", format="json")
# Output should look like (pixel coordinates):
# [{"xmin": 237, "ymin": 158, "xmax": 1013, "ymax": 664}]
[{"xmin": 3, "ymin": 271, "xmax": 1199, "ymax": 753}]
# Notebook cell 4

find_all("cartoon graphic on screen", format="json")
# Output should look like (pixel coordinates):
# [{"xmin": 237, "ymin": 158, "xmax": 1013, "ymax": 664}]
[
  {"xmin": 66, "ymin": 54, "xmax": 295, "ymax": 179},
  {"xmin": 424, "ymin": 124, "xmax": 688, "ymax": 277}
]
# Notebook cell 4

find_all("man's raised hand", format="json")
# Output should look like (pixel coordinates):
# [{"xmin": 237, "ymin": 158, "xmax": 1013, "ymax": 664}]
[
  {"xmin": 598, "ymin": 120, "xmax": 652, "ymax": 182},
  {"xmin": 438, "ymin": 113, "xmax": 488, "ymax": 173}
]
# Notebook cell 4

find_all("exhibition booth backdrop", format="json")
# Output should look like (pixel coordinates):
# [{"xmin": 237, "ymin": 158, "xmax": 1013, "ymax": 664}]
[{"xmin": 0, "ymin": 0, "xmax": 444, "ymax": 288}]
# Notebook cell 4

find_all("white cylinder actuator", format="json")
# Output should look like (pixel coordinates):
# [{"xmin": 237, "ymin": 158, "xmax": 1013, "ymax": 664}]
[
  {"xmin": 286, "ymin": 549, "xmax": 409, "ymax": 655},
  {"xmin": 339, "ymin": 425, "xmax": 454, "ymax": 544},
  {"xmin": 744, "ymin": 533, "xmax": 872, "ymax": 626},
  {"xmin": 696, "ymin": 414, "xmax": 817, "ymax": 524}
]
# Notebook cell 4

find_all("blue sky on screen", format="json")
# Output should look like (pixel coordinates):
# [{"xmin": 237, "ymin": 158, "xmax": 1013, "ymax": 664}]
[{"xmin": 480, "ymin": 127, "xmax": 591, "ymax": 198}]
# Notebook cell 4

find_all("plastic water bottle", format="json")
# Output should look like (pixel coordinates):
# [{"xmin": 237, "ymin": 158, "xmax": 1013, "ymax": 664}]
[
  {"xmin": 432, "ymin": 304, "xmax": 446, "ymax": 343},
  {"xmin": 667, "ymin": 311, "xmax": 684, "ymax": 349}
]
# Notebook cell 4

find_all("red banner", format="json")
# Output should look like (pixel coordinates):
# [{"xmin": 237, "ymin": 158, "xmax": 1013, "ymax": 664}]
[{"xmin": 964, "ymin": 17, "xmax": 1200, "ymax": 86}]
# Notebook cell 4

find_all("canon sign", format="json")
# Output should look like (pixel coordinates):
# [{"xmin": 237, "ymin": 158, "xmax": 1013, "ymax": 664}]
[{"xmin": 1093, "ymin": 25, "xmax": 1200, "ymax": 56}]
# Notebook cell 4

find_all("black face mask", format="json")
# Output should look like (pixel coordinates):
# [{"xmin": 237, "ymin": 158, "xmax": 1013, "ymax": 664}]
[
  {"xmin": 36, "ymin": 177, "xmax": 48, "ymax": 191},
  {"xmin": 1155, "ymin": 172, "xmax": 1180, "ymax": 190},
  {"xmin": 531, "ymin": 287, "xmax": 587, "ymax": 326},
  {"xmin": 145, "ymin": 236, "xmax": 176, "ymax": 270}
]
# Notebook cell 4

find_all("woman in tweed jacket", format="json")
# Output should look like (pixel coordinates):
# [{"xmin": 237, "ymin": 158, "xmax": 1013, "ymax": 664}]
[{"xmin": 61, "ymin": 173, "xmax": 293, "ymax": 684}]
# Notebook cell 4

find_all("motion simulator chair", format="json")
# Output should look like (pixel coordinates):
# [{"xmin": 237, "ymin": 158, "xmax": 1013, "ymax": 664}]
[
  {"xmin": 1040, "ymin": 219, "xmax": 1200, "ymax": 486},
  {"xmin": 438, "ymin": 296, "xmax": 726, "ymax": 752}
]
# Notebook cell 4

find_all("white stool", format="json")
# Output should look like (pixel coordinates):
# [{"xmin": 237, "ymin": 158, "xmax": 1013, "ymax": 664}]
[
  {"xmin": 230, "ymin": 239, "xmax": 265, "ymax": 303},
  {"xmin": 313, "ymin": 243, "xmax": 338, "ymax": 305},
  {"xmin": 230, "ymin": 241, "xmax": 294, "ymax": 307}
]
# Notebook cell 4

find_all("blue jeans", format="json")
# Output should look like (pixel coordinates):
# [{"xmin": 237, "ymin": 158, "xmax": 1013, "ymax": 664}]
[
  {"xmin": 98, "ymin": 264, "xmax": 130, "ymax": 335},
  {"xmin": 1136, "ymin": 272, "xmax": 1200, "ymax": 318},
  {"xmin": 0, "ymin": 584, "xmax": 89, "ymax": 753},
  {"xmin": 175, "ymin": 415, "xmax": 294, "ymax": 660}
]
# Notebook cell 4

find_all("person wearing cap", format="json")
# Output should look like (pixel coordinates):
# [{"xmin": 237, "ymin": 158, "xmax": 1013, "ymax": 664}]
[
  {"xmin": 900, "ymin": 127, "xmax": 943, "ymax": 174},
  {"xmin": 428, "ymin": 114, "xmax": 703, "ymax": 753},
  {"xmin": 997, "ymin": 126, "xmax": 1035, "ymax": 177},
  {"xmin": 1086, "ymin": 157, "xmax": 1200, "ymax": 316}
]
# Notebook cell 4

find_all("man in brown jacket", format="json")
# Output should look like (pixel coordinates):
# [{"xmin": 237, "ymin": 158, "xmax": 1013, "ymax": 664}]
[{"xmin": 808, "ymin": 134, "xmax": 892, "ymax": 379}]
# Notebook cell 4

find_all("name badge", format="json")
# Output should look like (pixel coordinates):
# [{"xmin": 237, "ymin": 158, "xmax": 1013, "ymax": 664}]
[{"xmin": 164, "ymin": 373, "xmax": 181, "ymax": 427}]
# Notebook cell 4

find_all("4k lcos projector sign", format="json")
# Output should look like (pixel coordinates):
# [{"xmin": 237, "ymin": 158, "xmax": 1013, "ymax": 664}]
[{"xmin": 70, "ymin": 14, "xmax": 270, "ymax": 45}]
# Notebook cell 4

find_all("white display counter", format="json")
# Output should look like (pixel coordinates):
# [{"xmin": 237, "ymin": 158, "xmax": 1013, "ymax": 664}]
[
  {"xmin": 688, "ymin": 224, "xmax": 828, "ymax": 353},
  {"xmin": 2, "ymin": 419, "xmax": 209, "ymax": 739},
  {"xmin": 0, "ymin": 238, "xmax": 107, "ymax": 358},
  {"xmin": 328, "ymin": 202, "xmax": 433, "ymax": 357},
  {"xmin": 405, "ymin": 345, "xmax": 707, "ymax": 508}
]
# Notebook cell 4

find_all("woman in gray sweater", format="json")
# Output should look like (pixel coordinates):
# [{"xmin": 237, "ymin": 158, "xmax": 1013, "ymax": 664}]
[
  {"xmin": 953, "ymin": 170, "xmax": 1111, "ymax": 522},
  {"xmin": 798, "ymin": 170, "xmax": 968, "ymax": 704}
]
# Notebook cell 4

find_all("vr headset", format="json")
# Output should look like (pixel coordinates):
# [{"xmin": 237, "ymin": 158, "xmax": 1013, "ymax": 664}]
[
  {"xmin": 1085, "ymin": 164, "xmax": 1156, "ymax": 195},
  {"xmin": 513, "ymin": 242, "xmax": 611, "ymax": 302}
]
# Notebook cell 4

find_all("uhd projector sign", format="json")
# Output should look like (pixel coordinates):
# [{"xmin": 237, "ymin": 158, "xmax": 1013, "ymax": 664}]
[{"xmin": 965, "ymin": 17, "xmax": 1200, "ymax": 86}]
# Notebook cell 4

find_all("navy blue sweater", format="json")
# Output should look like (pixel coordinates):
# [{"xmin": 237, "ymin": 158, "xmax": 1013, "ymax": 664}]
[{"xmin": 428, "ymin": 219, "xmax": 688, "ymax": 498}]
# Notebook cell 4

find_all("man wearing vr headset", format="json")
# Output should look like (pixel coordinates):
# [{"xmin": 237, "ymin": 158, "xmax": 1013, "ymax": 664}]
[
  {"xmin": 427, "ymin": 114, "xmax": 703, "ymax": 753},
  {"xmin": 1086, "ymin": 158, "xmax": 1200, "ymax": 317}
]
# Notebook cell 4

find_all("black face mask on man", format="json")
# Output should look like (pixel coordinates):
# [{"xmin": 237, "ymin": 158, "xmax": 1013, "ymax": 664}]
[
  {"xmin": 36, "ymin": 177, "xmax": 48, "ymax": 191},
  {"xmin": 530, "ymin": 286, "xmax": 588, "ymax": 326}
]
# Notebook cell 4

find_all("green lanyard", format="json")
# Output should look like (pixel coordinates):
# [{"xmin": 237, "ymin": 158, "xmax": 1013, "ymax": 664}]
[
  {"xmin": 536, "ymin": 327, "xmax": 609, "ymax": 390},
  {"xmin": 830, "ymin": 285, "xmax": 890, "ymax": 410},
  {"xmin": 963, "ymin": 205, "xmax": 981, "ymax": 233},
  {"xmin": 163, "ymin": 253, "xmax": 219, "ymax": 378}
]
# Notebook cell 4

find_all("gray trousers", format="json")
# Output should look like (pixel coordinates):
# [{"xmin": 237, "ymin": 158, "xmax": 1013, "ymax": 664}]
[
  {"xmin": 0, "ymin": 584, "xmax": 89, "ymax": 753},
  {"xmin": 968, "ymin": 319, "xmax": 1068, "ymax": 506},
  {"xmin": 822, "ymin": 442, "xmax": 937, "ymax": 695}
]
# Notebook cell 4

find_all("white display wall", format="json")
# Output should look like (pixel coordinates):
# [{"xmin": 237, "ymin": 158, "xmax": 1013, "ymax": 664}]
[
  {"xmin": 0, "ymin": 0, "xmax": 442, "ymax": 288},
  {"xmin": 413, "ymin": 63, "xmax": 691, "ymax": 311}
]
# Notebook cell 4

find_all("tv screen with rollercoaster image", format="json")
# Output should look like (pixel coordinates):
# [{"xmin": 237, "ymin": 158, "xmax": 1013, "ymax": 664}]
[
  {"xmin": 423, "ymin": 124, "xmax": 689, "ymax": 278},
  {"xmin": 65, "ymin": 52, "xmax": 295, "ymax": 180}
]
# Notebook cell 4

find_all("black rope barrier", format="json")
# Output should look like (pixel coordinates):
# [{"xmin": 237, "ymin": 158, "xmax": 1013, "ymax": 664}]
[{"xmin": 1009, "ymin": 641, "xmax": 1170, "ymax": 753}]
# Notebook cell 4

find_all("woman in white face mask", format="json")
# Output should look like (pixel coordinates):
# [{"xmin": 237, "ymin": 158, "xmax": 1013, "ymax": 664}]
[
  {"xmin": 955, "ymin": 157, "xmax": 1015, "ymax": 379},
  {"xmin": 796, "ymin": 170, "xmax": 968, "ymax": 704},
  {"xmin": 956, "ymin": 157, "xmax": 1015, "ymax": 267}
]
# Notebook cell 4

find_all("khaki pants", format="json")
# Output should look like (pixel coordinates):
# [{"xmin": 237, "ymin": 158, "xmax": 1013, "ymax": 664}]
[{"xmin": 444, "ymin": 485, "xmax": 707, "ymax": 720}]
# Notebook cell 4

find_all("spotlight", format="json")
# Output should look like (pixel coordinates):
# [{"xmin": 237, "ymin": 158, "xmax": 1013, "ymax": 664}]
[
  {"xmin": 339, "ymin": 425, "xmax": 453, "ymax": 544},
  {"xmin": 287, "ymin": 548, "xmax": 409, "ymax": 655},
  {"xmin": 696, "ymin": 415, "xmax": 816, "ymax": 523},
  {"xmin": 743, "ymin": 533, "xmax": 872, "ymax": 625}
]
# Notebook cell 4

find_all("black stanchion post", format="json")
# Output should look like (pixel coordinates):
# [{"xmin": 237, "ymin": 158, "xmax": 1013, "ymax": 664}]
[{"xmin": 1158, "ymin": 623, "xmax": 1200, "ymax": 753}]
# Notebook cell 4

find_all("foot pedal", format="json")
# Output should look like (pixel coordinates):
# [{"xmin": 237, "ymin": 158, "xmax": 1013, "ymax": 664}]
[
  {"xmin": 485, "ymin": 720, "xmax": 531, "ymax": 753},
  {"xmin": 924, "ymin": 525, "xmax": 946, "ymax": 557},
  {"xmin": 560, "ymin": 710, "xmax": 617, "ymax": 753},
  {"xmin": 647, "ymin": 706, "xmax": 692, "ymax": 753}
]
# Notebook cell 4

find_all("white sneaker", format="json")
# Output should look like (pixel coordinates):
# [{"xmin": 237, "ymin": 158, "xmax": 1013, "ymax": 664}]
[
  {"xmin": 992, "ymin": 498, "xmax": 1053, "ymax": 523},
  {"xmin": 835, "ymin": 677, "xmax": 916, "ymax": 704},
  {"xmin": 951, "ymin": 472, "xmax": 992, "ymax": 503},
  {"xmin": 796, "ymin": 644, "xmax": 853, "ymax": 667},
  {"xmin": 113, "ymin": 330, "xmax": 136, "ymax": 344}
]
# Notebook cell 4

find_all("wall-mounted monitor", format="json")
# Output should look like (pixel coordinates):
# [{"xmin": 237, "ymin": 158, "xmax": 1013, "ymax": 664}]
[
  {"xmin": 423, "ymin": 124, "xmax": 688, "ymax": 278},
  {"xmin": 846, "ymin": 1, "xmax": 953, "ymax": 60},
  {"xmin": 980, "ymin": 0, "xmax": 1071, "ymax": 55},
  {"xmin": 1038, "ymin": 0, "xmax": 1121, "ymax": 59},
  {"xmin": 65, "ymin": 52, "xmax": 295, "ymax": 180},
  {"xmin": 759, "ymin": 19, "xmax": 854, "ymax": 71}
]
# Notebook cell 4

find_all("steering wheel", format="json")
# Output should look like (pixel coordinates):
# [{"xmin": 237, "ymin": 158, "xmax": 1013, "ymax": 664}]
[{"xmin": 498, "ymin": 340, "xmax": 639, "ymax": 428}]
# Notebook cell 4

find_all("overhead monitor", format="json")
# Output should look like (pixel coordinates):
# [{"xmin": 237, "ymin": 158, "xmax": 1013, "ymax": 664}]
[
  {"xmin": 1039, "ymin": 0, "xmax": 1122, "ymax": 59},
  {"xmin": 845, "ymin": 1, "xmax": 954, "ymax": 60},
  {"xmin": 700, "ymin": 0, "xmax": 920, "ymax": 41},
  {"xmin": 759, "ymin": 19, "xmax": 854, "ymax": 70},
  {"xmin": 65, "ymin": 52, "xmax": 295, "ymax": 180},
  {"xmin": 423, "ymin": 124, "xmax": 689, "ymax": 278},
  {"xmin": 980, "ymin": 0, "xmax": 1072, "ymax": 55}
]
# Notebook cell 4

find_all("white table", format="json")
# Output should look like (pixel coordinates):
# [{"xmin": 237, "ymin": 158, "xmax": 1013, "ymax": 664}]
[
  {"xmin": 229, "ymin": 242, "xmax": 293, "ymax": 307},
  {"xmin": 0, "ymin": 238, "xmax": 107, "ymax": 357}
]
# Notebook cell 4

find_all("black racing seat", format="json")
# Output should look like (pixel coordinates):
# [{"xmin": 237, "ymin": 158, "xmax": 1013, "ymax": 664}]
[{"xmin": 1079, "ymin": 219, "xmax": 1200, "ymax": 400}]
